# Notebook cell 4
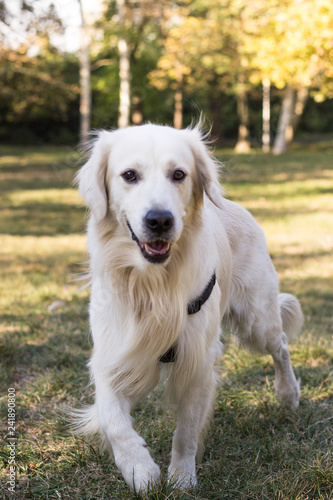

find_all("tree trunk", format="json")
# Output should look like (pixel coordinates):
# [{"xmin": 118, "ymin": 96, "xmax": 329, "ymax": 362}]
[
  {"xmin": 78, "ymin": 0, "xmax": 91, "ymax": 143},
  {"xmin": 235, "ymin": 77, "xmax": 251, "ymax": 152},
  {"xmin": 273, "ymin": 86, "xmax": 296, "ymax": 155},
  {"xmin": 117, "ymin": 0, "xmax": 131, "ymax": 128},
  {"xmin": 262, "ymin": 78, "xmax": 270, "ymax": 152},
  {"xmin": 273, "ymin": 86, "xmax": 308, "ymax": 154},
  {"xmin": 173, "ymin": 66, "xmax": 183, "ymax": 129},
  {"xmin": 290, "ymin": 87, "xmax": 308, "ymax": 135}
]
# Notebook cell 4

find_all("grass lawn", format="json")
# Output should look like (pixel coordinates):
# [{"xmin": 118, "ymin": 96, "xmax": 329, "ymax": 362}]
[{"xmin": 0, "ymin": 144, "xmax": 332, "ymax": 499}]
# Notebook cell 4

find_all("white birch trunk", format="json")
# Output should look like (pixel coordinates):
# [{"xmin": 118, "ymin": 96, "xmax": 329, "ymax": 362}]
[
  {"xmin": 117, "ymin": 0, "xmax": 131, "ymax": 129},
  {"xmin": 262, "ymin": 78, "xmax": 270, "ymax": 153},
  {"xmin": 273, "ymin": 86, "xmax": 296, "ymax": 155},
  {"xmin": 79, "ymin": 0, "xmax": 91, "ymax": 143},
  {"xmin": 273, "ymin": 86, "xmax": 308, "ymax": 154}
]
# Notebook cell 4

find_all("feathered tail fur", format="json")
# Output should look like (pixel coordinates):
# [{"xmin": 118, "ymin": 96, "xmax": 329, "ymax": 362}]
[
  {"xmin": 68, "ymin": 404, "xmax": 99, "ymax": 437},
  {"xmin": 279, "ymin": 293, "xmax": 303, "ymax": 340}
]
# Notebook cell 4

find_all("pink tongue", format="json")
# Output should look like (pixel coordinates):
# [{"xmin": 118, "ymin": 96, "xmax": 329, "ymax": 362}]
[{"xmin": 146, "ymin": 241, "xmax": 169, "ymax": 254}]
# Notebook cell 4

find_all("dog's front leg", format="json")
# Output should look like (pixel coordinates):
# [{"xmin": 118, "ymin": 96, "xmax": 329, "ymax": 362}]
[
  {"xmin": 94, "ymin": 375, "xmax": 160, "ymax": 492},
  {"xmin": 168, "ymin": 370, "xmax": 217, "ymax": 490}
]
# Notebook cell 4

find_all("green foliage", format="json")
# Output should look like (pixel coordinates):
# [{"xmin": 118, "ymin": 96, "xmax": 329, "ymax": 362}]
[
  {"xmin": 1, "ymin": 0, "xmax": 333, "ymax": 144},
  {"xmin": 0, "ymin": 1, "xmax": 80, "ymax": 144},
  {"xmin": 0, "ymin": 48, "xmax": 80, "ymax": 144},
  {"xmin": 0, "ymin": 145, "xmax": 332, "ymax": 498}
]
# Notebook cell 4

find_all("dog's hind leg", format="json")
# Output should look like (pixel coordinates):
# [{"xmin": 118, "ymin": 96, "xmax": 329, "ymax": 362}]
[
  {"xmin": 242, "ymin": 325, "xmax": 300, "ymax": 408},
  {"xmin": 267, "ymin": 331, "xmax": 300, "ymax": 408},
  {"xmin": 238, "ymin": 293, "xmax": 302, "ymax": 408},
  {"xmin": 267, "ymin": 294, "xmax": 302, "ymax": 408}
]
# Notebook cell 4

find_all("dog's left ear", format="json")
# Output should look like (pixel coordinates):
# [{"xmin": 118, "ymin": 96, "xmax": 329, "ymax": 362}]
[
  {"xmin": 75, "ymin": 131, "xmax": 112, "ymax": 221},
  {"xmin": 183, "ymin": 127, "xmax": 224, "ymax": 209}
]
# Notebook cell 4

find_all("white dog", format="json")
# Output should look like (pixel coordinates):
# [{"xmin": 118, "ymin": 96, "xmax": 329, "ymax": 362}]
[{"xmin": 74, "ymin": 123, "xmax": 303, "ymax": 492}]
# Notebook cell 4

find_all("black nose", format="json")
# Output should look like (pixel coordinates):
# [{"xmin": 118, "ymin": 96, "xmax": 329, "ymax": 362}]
[{"xmin": 145, "ymin": 210, "xmax": 174, "ymax": 235}]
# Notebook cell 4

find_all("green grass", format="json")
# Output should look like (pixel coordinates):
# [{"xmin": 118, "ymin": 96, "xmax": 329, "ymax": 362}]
[{"xmin": 0, "ymin": 145, "xmax": 332, "ymax": 499}]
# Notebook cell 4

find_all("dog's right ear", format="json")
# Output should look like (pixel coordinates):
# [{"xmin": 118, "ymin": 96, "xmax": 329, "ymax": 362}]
[{"xmin": 75, "ymin": 131, "xmax": 111, "ymax": 221}]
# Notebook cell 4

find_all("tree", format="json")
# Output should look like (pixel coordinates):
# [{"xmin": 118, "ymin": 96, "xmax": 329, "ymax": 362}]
[
  {"xmin": 0, "ymin": 1, "xmax": 79, "ymax": 143},
  {"xmin": 2, "ymin": 0, "xmax": 333, "ymax": 145},
  {"xmin": 262, "ymin": 78, "xmax": 270, "ymax": 152},
  {"xmin": 149, "ymin": 6, "xmax": 237, "ymax": 131},
  {"xmin": 246, "ymin": 0, "xmax": 333, "ymax": 153},
  {"xmin": 78, "ymin": 0, "xmax": 91, "ymax": 142},
  {"xmin": 99, "ymin": 0, "xmax": 168, "ymax": 128},
  {"xmin": 148, "ymin": 7, "xmax": 198, "ymax": 129},
  {"xmin": 116, "ymin": 0, "xmax": 131, "ymax": 128},
  {"xmin": 273, "ymin": 86, "xmax": 309, "ymax": 154},
  {"xmin": 150, "ymin": 1, "xmax": 256, "ymax": 143},
  {"xmin": 234, "ymin": 75, "xmax": 251, "ymax": 153}
]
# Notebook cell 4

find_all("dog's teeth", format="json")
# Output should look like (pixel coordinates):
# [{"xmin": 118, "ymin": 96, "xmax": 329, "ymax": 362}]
[
  {"xmin": 144, "ymin": 242, "xmax": 170, "ymax": 255},
  {"xmin": 144, "ymin": 243, "xmax": 156, "ymax": 255}
]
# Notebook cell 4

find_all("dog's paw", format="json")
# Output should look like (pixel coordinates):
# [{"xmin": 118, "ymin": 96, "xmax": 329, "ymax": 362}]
[
  {"xmin": 131, "ymin": 460, "xmax": 160, "ymax": 493},
  {"xmin": 168, "ymin": 461, "xmax": 197, "ymax": 490},
  {"xmin": 275, "ymin": 377, "xmax": 300, "ymax": 409},
  {"xmin": 116, "ymin": 443, "xmax": 160, "ymax": 492}
]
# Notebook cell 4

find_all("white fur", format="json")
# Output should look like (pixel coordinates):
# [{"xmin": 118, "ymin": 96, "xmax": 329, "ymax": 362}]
[{"xmin": 73, "ymin": 123, "xmax": 303, "ymax": 492}]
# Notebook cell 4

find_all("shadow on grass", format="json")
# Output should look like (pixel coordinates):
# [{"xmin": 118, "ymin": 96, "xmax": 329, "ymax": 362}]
[
  {"xmin": 200, "ymin": 400, "xmax": 333, "ymax": 499},
  {"xmin": 1, "ymin": 148, "xmax": 85, "ymax": 236},
  {"xmin": 0, "ymin": 308, "xmax": 90, "ymax": 389},
  {"xmin": 1, "ymin": 203, "xmax": 85, "ymax": 236},
  {"xmin": 217, "ymin": 150, "xmax": 333, "ymax": 182},
  {"xmin": 0, "ymin": 150, "xmax": 80, "ymax": 190}
]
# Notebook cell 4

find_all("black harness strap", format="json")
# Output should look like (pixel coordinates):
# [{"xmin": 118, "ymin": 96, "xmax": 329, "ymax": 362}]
[
  {"xmin": 159, "ymin": 346, "xmax": 176, "ymax": 363},
  {"xmin": 159, "ymin": 271, "xmax": 216, "ymax": 363},
  {"xmin": 187, "ymin": 272, "xmax": 216, "ymax": 315}
]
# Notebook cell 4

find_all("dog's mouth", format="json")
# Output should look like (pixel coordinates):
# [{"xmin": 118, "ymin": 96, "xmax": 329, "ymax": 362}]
[
  {"xmin": 127, "ymin": 222, "xmax": 172, "ymax": 264},
  {"xmin": 140, "ymin": 240, "xmax": 172, "ymax": 263}
]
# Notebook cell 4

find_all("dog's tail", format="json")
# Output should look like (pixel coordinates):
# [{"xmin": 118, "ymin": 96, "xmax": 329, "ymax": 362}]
[{"xmin": 279, "ymin": 293, "xmax": 303, "ymax": 340}]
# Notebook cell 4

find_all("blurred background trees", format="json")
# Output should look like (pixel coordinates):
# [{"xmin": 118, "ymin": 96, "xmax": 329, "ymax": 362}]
[{"xmin": 0, "ymin": 0, "xmax": 332, "ymax": 152}]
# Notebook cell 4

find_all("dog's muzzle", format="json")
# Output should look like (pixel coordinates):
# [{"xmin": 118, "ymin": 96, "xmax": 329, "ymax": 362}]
[{"xmin": 127, "ymin": 212, "xmax": 174, "ymax": 264}]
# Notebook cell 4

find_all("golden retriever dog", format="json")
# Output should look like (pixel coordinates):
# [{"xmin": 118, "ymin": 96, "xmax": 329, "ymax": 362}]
[{"xmin": 73, "ymin": 123, "xmax": 303, "ymax": 492}]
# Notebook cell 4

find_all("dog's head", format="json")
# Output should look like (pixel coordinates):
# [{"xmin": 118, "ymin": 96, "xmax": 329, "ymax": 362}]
[{"xmin": 76, "ymin": 124, "xmax": 223, "ymax": 265}]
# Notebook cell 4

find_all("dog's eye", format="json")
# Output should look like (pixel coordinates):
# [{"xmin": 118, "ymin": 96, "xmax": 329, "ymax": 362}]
[
  {"xmin": 122, "ymin": 170, "xmax": 137, "ymax": 183},
  {"xmin": 173, "ymin": 169, "xmax": 186, "ymax": 182}
]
